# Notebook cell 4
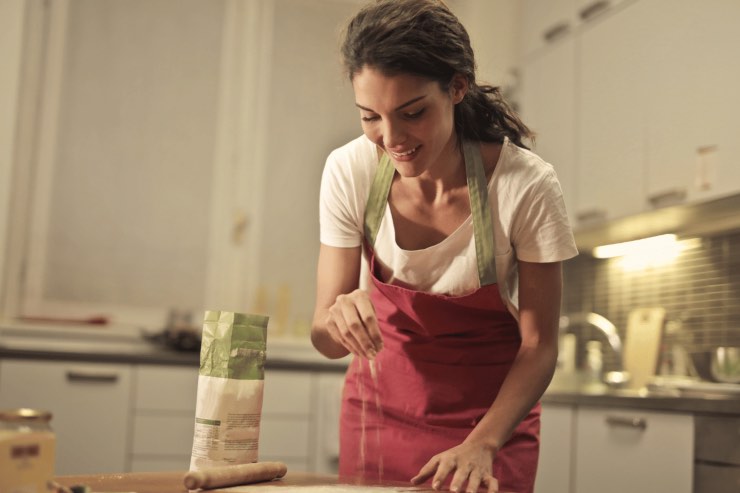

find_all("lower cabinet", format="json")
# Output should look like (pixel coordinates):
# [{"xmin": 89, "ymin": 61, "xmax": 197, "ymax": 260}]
[
  {"xmin": 573, "ymin": 407, "xmax": 693, "ymax": 493},
  {"xmin": 0, "ymin": 357, "xmax": 347, "ymax": 475},
  {"xmin": 535, "ymin": 403, "xmax": 694, "ymax": 493},
  {"xmin": 535, "ymin": 404, "xmax": 574, "ymax": 493},
  {"xmin": 130, "ymin": 365, "xmax": 199, "ymax": 471},
  {"xmin": 0, "ymin": 359, "xmax": 133, "ymax": 475},
  {"xmin": 131, "ymin": 365, "xmax": 347, "ymax": 474}
]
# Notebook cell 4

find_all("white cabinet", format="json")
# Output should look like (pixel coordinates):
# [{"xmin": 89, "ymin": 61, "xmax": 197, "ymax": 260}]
[
  {"xmin": 260, "ymin": 369, "xmax": 315, "ymax": 472},
  {"xmin": 644, "ymin": 0, "xmax": 740, "ymax": 206},
  {"xmin": 520, "ymin": 37, "xmax": 578, "ymax": 225},
  {"xmin": 261, "ymin": 368, "xmax": 346, "ymax": 474},
  {"xmin": 573, "ymin": 407, "xmax": 693, "ymax": 493},
  {"xmin": 520, "ymin": 0, "xmax": 577, "ymax": 58},
  {"xmin": 521, "ymin": 0, "xmax": 740, "ymax": 230},
  {"xmin": 130, "ymin": 365, "xmax": 199, "ymax": 472},
  {"xmin": 535, "ymin": 404, "xmax": 574, "ymax": 493},
  {"xmin": 313, "ymin": 372, "xmax": 345, "ymax": 474},
  {"xmin": 0, "ymin": 359, "xmax": 133, "ymax": 475},
  {"xmin": 575, "ymin": 0, "xmax": 652, "ymax": 224}
]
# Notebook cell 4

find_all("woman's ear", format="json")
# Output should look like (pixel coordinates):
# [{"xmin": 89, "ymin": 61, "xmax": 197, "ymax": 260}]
[{"xmin": 449, "ymin": 74, "xmax": 468, "ymax": 104}]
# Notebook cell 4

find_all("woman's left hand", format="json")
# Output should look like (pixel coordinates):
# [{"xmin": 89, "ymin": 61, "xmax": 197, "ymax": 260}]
[{"xmin": 410, "ymin": 440, "xmax": 499, "ymax": 493}]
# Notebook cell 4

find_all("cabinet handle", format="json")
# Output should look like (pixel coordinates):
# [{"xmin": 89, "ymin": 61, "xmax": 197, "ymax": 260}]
[
  {"xmin": 66, "ymin": 370, "xmax": 120, "ymax": 384},
  {"xmin": 647, "ymin": 188, "xmax": 687, "ymax": 208},
  {"xmin": 576, "ymin": 208, "xmax": 607, "ymax": 224},
  {"xmin": 605, "ymin": 415, "xmax": 647, "ymax": 430},
  {"xmin": 579, "ymin": 0, "xmax": 611, "ymax": 21},
  {"xmin": 543, "ymin": 22, "xmax": 571, "ymax": 43}
]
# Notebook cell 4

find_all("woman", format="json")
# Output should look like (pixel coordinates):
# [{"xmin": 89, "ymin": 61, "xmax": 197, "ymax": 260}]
[{"xmin": 311, "ymin": 1, "xmax": 578, "ymax": 492}]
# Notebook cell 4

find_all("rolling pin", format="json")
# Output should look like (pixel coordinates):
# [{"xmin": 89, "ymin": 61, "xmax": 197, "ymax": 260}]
[{"xmin": 183, "ymin": 461, "xmax": 288, "ymax": 490}]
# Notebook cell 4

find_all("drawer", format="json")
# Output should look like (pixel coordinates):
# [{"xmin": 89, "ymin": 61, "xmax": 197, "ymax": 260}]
[
  {"xmin": 694, "ymin": 463, "xmax": 740, "ymax": 493},
  {"xmin": 694, "ymin": 415, "xmax": 740, "ymax": 465},
  {"xmin": 134, "ymin": 365, "xmax": 198, "ymax": 412},
  {"xmin": 262, "ymin": 370, "xmax": 313, "ymax": 416},
  {"xmin": 132, "ymin": 414, "xmax": 195, "ymax": 455},
  {"xmin": 259, "ymin": 416, "xmax": 310, "ymax": 459}
]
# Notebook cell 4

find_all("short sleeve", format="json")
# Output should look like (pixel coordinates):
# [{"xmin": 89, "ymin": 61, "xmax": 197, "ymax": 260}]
[
  {"xmin": 511, "ymin": 166, "xmax": 579, "ymax": 263},
  {"xmin": 319, "ymin": 145, "xmax": 368, "ymax": 248}
]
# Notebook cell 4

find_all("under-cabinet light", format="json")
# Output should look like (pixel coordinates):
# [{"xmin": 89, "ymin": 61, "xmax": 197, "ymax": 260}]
[{"xmin": 592, "ymin": 234, "xmax": 678, "ymax": 259}]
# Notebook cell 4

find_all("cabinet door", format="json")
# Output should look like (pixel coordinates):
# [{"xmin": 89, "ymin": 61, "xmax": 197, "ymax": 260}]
[
  {"xmin": 573, "ymin": 407, "xmax": 693, "ymax": 493},
  {"xmin": 260, "ymin": 369, "xmax": 314, "ymax": 470},
  {"xmin": 520, "ymin": 0, "xmax": 577, "ymax": 58},
  {"xmin": 520, "ymin": 37, "xmax": 578, "ymax": 226},
  {"xmin": 645, "ymin": 0, "xmax": 740, "ymax": 206},
  {"xmin": 130, "ymin": 365, "xmax": 198, "ymax": 472},
  {"xmin": 575, "ymin": 1, "xmax": 651, "ymax": 224},
  {"xmin": 312, "ymin": 372, "xmax": 345, "ymax": 474},
  {"xmin": 0, "ymin": 359, "xmax": 132, "ymax": 474},
  {"xmin": 534, "ymin": 404, "xmax": 574, "ymax": 493}
]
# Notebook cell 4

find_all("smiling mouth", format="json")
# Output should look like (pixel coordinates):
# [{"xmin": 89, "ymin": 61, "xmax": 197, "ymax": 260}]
[{"xmin": 389, "ymin": 146, "xmax": 420, "ymax": 158}]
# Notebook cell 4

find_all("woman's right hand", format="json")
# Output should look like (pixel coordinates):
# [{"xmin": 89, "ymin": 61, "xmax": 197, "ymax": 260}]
[{"xmin": 324, "ymin": 288, "xmax": 383, "ymax": 359}]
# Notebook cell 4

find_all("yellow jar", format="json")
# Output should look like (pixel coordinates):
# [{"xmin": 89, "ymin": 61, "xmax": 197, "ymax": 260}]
[{"xmin": 0, "ymin": 408, "xmax": 56, "ymax": 493}]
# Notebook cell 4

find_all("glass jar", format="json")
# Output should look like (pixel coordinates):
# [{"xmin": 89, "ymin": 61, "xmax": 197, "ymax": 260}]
[
  {"xmin": 0, "ymin": 408, "xmax": 56, "ymax": 493},
  {"xmin": 0, "ymin": 408, "xmax": 53, "ymax": 432}
]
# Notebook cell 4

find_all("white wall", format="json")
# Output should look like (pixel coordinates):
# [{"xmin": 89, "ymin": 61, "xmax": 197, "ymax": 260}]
[
  {"xmin": 0, "ymin": 0, "xmax": 26, "ymax": 312},
  {"xmin": 255, "ymin": 0, "xmax": 362, "ymax": 332}
]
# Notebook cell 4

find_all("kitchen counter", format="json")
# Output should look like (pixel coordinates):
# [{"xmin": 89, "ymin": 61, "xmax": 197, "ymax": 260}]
[
  {"xmin": 0, "ymin": 322, "xmax": 349, "ymax": 372},
  {"xmin": 54, "ymin": 471, "xmax": 434, "ymax": 493},
  {"xmin": 543, "ymin": 383, "xmax": 740, "ymax": 415}
]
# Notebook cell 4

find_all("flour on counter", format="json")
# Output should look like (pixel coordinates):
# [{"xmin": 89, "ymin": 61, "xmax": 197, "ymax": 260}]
[{"xmin": 222, "ymin": 485, "xmax": 427, "ymax": 492}]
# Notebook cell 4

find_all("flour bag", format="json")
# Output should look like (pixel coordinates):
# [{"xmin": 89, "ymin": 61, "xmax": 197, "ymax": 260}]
[{"xmin": 190, "ymin": 310, "xmax": 269, "ymax": 471}]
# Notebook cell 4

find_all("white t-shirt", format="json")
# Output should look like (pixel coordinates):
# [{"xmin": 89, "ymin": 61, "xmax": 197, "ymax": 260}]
[{"xmin": 319, "ymin": 134, "xmax": 578, "ymax": 320}]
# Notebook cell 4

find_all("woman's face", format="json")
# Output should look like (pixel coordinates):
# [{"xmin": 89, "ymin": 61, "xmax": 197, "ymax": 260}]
[{"xmin": 352, "ymin": 66, "xmax": 466, "ymax": 178}]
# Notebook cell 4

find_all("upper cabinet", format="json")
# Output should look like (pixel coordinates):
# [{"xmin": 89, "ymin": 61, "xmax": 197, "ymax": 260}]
[
  {"xmin": 576, "ymin": 0, "xmax": 652, "ymax": 223},
  {"xmin": 520, "ymin": 36, "xmax": 578, "ymax": 225},
  {"xmin": 520, "ymin": 0, "xmax": 578, "ymax": 58},
  {"xmin": 519, "ymin": 0, "xmax": 740, "ymax": 230},
  {"xmin": 644, "ymin": 0, "xmax": 740, "ymax": 207}
]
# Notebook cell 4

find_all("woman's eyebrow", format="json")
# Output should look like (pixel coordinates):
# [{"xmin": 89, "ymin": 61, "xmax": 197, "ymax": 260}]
[{"xmin": 355, "ymin": 95, "xmax": 427, "ymax": 113}]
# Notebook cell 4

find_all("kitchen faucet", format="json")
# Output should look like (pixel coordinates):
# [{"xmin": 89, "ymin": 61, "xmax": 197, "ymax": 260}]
[{"xmin": 559, "ymin": 312, "xmax": 623, "ymax": 369}]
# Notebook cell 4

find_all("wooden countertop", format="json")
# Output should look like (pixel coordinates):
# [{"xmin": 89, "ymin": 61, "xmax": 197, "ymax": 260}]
[{"xmin": 54, "ymin": 471, "xmax": 436, "ymax": 492}]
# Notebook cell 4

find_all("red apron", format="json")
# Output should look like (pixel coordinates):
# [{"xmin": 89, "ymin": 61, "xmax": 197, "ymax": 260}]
[{"xmin": 339, "ymin": 141, "xmax": 540, "ymax": 492}]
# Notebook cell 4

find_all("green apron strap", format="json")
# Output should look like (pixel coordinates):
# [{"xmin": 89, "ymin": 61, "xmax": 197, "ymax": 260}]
[
  {"xmin": 463, "ymin": 140, "xmax": 497, "ymax": 286},
  {"xmin": 363, "ymin": 152, "xmax": 395, "ymax": 246},
  {"xmin": 363, "ymin": 141, "xmax": 497, "ymax": 285}
]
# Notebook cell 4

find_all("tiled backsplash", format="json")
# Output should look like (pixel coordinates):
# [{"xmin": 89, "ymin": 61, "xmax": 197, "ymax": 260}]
[{"xmin": 561, "ymin": 229, "xmax": 740, "ymax": 371}]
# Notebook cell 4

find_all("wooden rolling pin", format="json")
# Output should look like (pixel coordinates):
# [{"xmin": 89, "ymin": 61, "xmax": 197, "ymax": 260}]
[{"xmin": 183, "ymin": 461, "xmax": 288, "ymax": 490}]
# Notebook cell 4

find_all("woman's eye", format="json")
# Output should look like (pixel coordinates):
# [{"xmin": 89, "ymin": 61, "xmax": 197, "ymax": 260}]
[
  {"xmin": 404, "ymin": 108, "xmax": 425, "ymax": 119},
  {"xmin": 361, "ymin": 114, "xmax": 379, "ymax": 122}
]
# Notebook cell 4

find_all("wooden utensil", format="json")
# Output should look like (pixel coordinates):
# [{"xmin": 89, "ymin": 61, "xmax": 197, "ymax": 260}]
[
  {"xmin": 183, "ymin": 462, "xmax": 287, "ymax": 490},
  {"xmin": 623, "ymin": 307, "xmax": 666, "ymax": 389}
]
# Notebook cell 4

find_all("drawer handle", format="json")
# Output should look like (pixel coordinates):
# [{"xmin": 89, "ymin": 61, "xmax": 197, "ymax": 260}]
[
  {"xmin": 543, "ymin": 22, "xmax": 571, "ymax": 43},
  {"xmin": 606, "ymin": 415, "xmax": 647, "ymax": 430},
  {"xmin": 576, "ymin": 208, "xmax": 607, "ymax": 223},
  {"xmin": 579, "ymin": 0, "xmax": 611, "ymax": 21},
  {"xmin": 647, "ymin": 188, "xmax": 687, "ymax": 207},
  {"xmin": 66, "ymin": 370, "xmax": 120, "ymax": 383}
]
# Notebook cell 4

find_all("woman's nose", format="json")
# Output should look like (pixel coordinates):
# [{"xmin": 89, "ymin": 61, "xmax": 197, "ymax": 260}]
[{"xmin": 380, "ymin": 119, "xmax": 406, "ymax": 149}]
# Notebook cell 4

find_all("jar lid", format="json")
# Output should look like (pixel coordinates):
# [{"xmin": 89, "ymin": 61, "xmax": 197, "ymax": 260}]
[{"xmin": 0, "ymin": 408, "xmax": 52, "ymax": 422}]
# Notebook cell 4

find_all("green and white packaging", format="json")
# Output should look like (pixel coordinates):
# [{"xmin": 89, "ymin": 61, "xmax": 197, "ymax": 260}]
[{"xmin": 189, "ymin": 310, "xmax": 269, "ymax": 471}]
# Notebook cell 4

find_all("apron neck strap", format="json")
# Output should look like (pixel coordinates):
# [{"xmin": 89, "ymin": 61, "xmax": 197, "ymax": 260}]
[{"xmin": 363, "ymin": 141, "xmax": 498, "ymax": 286}]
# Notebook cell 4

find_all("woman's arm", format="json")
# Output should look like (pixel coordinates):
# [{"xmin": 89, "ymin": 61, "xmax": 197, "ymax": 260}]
[
  {"xmin": 311, "ymin": 243, "xmax": 383, "ymax": 360},
  {"xmin": 412, "ymin": 260, "xmax": 562, "ymax": 492}
]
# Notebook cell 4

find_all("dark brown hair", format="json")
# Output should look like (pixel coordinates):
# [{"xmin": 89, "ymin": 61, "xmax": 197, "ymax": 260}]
[{"xmin": 341, "ymin": 0, "xmax": 532, "ymax": 149}]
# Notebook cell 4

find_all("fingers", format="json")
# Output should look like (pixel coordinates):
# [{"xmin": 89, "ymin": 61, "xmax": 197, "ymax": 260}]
[
  {"xmin": 326, "ymin": 290, "xmax": 382, "ymax": 359},
  {"xmin": 410, "ymin": 456, "xmax": 439, "ymax": 486},
  {"xmin": 411, "ymin": 453, "xmax": 499, "ymax": 493}
]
